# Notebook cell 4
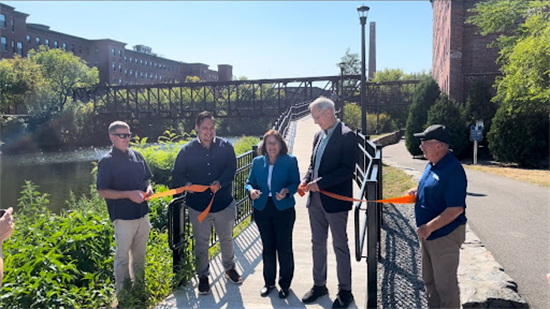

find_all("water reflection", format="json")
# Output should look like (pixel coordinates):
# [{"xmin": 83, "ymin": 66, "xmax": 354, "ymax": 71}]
[{"xmin": 0, "ymin": 147, "xmax": 108, "ymax": 213}]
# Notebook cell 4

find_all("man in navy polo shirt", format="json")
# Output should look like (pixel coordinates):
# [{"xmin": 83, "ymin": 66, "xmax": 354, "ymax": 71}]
[
  {"xmin": 172, "ymin": 111, "xmax": 242, "ymax": 295},
  {"xmin": 408, "ymin": 124, "xmax": 467, "ymax": 309},
  {"xmin": 97, "ymin": 120, "xmax": 153, "ymax": 301}
]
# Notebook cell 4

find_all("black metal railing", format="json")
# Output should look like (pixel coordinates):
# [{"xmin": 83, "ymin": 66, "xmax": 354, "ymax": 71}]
[{"xmin": 353, "ymin": 131, "xmax": 383, "ymax": 309}]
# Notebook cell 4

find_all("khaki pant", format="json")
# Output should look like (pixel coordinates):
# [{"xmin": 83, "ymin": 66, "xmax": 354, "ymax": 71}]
[
  {"xmin": 420, "ymin": 224, "xmax": 465, "ymax": 309},
  {"xmin": 113, "ymin": 215, "xmax": 151, "ymax": 296}
]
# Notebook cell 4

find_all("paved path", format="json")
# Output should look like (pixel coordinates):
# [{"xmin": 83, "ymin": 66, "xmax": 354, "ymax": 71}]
[
  {"xmin": 156, "ymin": 116, "xmax": 370, "ymax": 309},
  {"xmin": 383, "ymin": 139, "xmax": 550, "ymax": 309}
]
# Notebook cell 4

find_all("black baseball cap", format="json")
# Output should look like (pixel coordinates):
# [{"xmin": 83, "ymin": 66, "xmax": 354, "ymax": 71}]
[{"xmin": 414, "ymin": 124, "xmax": 451, "ymax": 144}]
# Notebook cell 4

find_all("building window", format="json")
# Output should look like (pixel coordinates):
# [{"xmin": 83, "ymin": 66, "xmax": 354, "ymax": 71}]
[
  {"xmin": 0, "ymin": 14, "xmax": 6, "ymax": 28},
  {"xmin": 124, "ymin": 69, "xmax": 128, "ymax": 76},
  {"xmin": 45, "ymin": 39, "xmax": 50, "ymax": 47},
  {"xmin": 118, "ymin": 78, "xmax": 122, "ymax": 85},
  {"xmin": 26, "ymin": 35, "xmax": 31, "ymax": 43},
  {"xmin": 119, "ymin": 64, "xmax": 122, "ymax": 72},
  {"xmin": 62, "ymin": 42, "xmax": 67, "ymax": 49},
  {"xmin": 79, "ymin": 46, "xmax": 82, "ymax": 53},
  {"xmin": 130, "ymin": 69, "xmax": 133, "ymax": 76},
  {"xmin": 36, "ymin": 37, "xmax": 40, "ymax": 45},
  {"xmin": 17, "ymin": 42, "xmax": 22, "ymax": 55},
  {"xmin": 11, "ymin": 18, "xmax": 14, "ymax": 31},
  {"xmin": 11, "ymin": 40, "xmax": 14, "ymax": 52},
  {"xmin": 124, "ymin": 56, "xmax": 127, "ymax": 63},
  {"xmin": 112, "ymin": 48, "xmax": 115, "ymax": 56},
  {"xmin": 1, "ymin": 37, "xmax": 7, "ymax": 51},
  {"xmin": 71, "ymin": 44, "xmax": 75, "ymax": 52},
  {"xmin": 135, "ymin": 71, "xmax": 138, "ymax": 78},
  {"xmin": 95, "ymin": 47, "xmax": 98, "ymax": 53},
  {"xmin": 118, "ymin": 49, "xmax": 122, "ymax": 57},
  {"xmin": 129, "ymin": 57, "xmax": 132, "ymax": 63},
  {"xmin": 140, "ymin": 59, "xmax": 143, "ymax": 66},
  {"xmin": 54, "ymin": 41, "xmax": 58, "ymax": 48},
  {"xmin": 112, "ymin": 62, "xmax": 116, "ymax": 71},
  {"xmin": 134, "ymin": 58, "xmax": 137, "ymax": 64}
]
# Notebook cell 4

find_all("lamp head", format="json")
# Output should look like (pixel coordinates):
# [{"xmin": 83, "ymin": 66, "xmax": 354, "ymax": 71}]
[{"xmin": 357, "ymin": 5, "xmax": 370, "ymax": 18}]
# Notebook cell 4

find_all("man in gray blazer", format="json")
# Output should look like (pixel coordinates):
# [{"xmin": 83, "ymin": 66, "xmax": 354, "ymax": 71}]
[{"xmin": 301, "ymin": 97, "xmax": 358, "ymax": 309}]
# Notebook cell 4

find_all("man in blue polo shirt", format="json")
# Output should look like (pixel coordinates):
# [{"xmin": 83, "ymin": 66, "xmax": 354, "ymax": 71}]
[
  {"xmin": 97, "ymin": 120, "xmax": 153, "ymax": 302},
  {"xmin": 408, "ymin": 124, "xmax": 467, "ymax": 309},
  {"xmin": 172, "ymin": 111, "xmax": 242, "ymax": 295}
]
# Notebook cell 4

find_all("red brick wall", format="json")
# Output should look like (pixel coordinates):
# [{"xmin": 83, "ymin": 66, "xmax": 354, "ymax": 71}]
[{"xmin": 432, "ymin": 0, "xmax": 501, "ymax": 104}]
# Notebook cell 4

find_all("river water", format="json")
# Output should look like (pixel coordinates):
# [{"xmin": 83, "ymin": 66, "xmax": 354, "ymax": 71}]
[{"xmin": 0, "ymin": 137, "xmax": 241, "ymax": 213}]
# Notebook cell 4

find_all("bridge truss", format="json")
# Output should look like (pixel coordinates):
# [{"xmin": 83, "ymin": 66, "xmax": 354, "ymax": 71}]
[{"xmin": 72, "ymin": 75, "xmax": 419, "ymax": 119}]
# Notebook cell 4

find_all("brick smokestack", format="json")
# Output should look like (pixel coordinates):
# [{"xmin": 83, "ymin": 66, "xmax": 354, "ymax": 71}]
[{"xmin": 368, "ymin": 21, "xmax": 376, "ymax": 80}]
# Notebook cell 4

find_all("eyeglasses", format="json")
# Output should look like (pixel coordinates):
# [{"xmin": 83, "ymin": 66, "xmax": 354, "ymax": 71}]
[
  {"xmin": 111, "ymin": 133, "xmax": 132, "ymax": 139},
  {"xmin": 420, "ymin": 140, "xmax": 439, "ymax": 146},
  {"xmin": 312, "ymin": 109, "xmax": 327, "ymax": 121}
]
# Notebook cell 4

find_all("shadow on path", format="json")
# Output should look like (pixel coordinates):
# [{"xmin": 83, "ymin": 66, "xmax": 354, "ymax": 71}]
[{"xmin": 378, "ymin": 203, "xmax": 427, "ymax": 309}]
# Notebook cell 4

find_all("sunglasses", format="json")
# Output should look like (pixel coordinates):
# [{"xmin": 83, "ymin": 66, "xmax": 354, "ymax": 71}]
[{"xmin": 111, "ymin": 133, "xmax": 132, "ymax": 139}]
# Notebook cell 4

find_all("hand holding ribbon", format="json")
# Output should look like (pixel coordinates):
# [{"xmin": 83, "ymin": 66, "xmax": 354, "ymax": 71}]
[
  {"xmin": 297, "ymin": 184, "xmax": 416, "ymax": 204},
  {"xmin": 142, "ymin": 183, "xmax": 219, "ymax": 223}
]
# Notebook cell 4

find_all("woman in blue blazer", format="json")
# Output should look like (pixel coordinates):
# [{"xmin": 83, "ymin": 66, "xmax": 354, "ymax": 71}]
[{"xmin": 245, "ymin": 129, "xmax": 300, "ymax": 298}]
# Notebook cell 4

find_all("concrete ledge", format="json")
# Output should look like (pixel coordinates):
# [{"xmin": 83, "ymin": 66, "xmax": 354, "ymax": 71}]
[
  {"xmin": 459, "ymin": 226, "xmax": 528, "ymax": 308},
  {"xmin": 372, "ymin": 129, "xmax": 403, "ymax": 147}
]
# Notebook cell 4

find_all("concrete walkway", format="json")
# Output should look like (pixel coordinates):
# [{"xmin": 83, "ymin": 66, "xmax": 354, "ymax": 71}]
[
  {"xmin": 156, "ymin": 116, "xmax": 370, "ymax": 309},
  {"xmin": 383, "ymin": 139, "xmax": 549, "ymax": 309}
]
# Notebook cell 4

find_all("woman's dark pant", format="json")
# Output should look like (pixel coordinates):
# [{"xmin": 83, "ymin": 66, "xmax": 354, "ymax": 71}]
[{"xmin": 253, "ymin": 198, "xmax": 296, "ymax": 291}]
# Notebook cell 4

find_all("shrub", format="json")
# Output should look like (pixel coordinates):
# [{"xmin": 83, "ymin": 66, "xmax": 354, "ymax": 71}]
[
  {"xmin": 1, "ymin": 181, "xmax": 189, "ymax": 308},
  {"xmin": 367, "ymin": 112, "xmax": 393, "ymax": 135},
  {"xmin": 426, "ymin": 94, "xmax": 469, "ymax": 157},
  {"xmin": 343, "ymin": 102, "xmax": 361, "ymax": 131},
  {"xmin": 487, "ymin": 100, "xmax": 549, "ymax": 167},
  {"xmin": 405, "ymin": 78, "xmax": 440, "ymax": 156},
  {"xmin": 233, "ymin": 136, "xmax": 260, "ymax": 155}
]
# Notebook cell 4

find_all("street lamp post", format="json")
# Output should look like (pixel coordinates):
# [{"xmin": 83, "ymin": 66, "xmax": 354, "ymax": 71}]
[
  {"xmin": 357, "ymin": 5, "xmax": 369, "ymax": 135},
  {"xmin": 339, "ymin": 61, "xmax": 346, "ymax": 122}
]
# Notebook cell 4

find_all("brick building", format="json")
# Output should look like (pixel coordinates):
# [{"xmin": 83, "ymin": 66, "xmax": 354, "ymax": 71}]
[
  {"xmin": 0, "ymin": 3, "xmax": 232, "ymax": 86},
  {"xmin": 431, "ymin": 0, "xmax": 500, "ymax": 104}
]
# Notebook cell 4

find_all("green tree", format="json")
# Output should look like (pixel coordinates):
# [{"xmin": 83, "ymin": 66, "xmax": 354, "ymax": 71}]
[
  {"xmin": 371, "ymin": 68, "xmax": 429, "ymax": 129},
  {"xmin": 468, "ymin": 0, "xmax": 550, "ymax": 166},
  {"xmin": 0, "ymin": 55, "xmax": 45, "ymax": 114},
  {"xmin": 337, "ymin": 48, "xmax": 360, "ymax": 75},
  {"xmin": 30, "ymin": 46, "xmax": 99, "ymax": 113},
  {"xmin": 337, "ymin": 48, "xmax": 361, "ymax": 100},
  {"xmin": 427, "ymin": 94, "xmax": 468, "ymax": 157},
  {"xmin": 405, "ymin": 77, "xmax": 440, "ymax": 156}
]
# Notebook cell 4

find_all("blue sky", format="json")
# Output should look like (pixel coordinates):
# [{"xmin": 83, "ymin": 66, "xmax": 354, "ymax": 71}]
[{"xmin": 4, "ymin": 1, "xmax": 433, "ymax": 80}]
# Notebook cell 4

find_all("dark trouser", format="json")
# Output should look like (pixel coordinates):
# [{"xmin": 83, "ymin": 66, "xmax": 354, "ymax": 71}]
[{"xmin": 254, "ymin": 197, "xmax": 296, "ymax": 291}]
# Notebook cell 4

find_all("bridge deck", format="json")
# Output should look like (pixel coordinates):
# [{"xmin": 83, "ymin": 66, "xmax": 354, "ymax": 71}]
[{"xmin": 155, "ymin": 116, "xmax": 370, "ymax": 308}]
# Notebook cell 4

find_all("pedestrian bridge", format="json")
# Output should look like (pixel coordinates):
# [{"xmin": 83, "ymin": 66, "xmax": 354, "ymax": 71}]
[{"xmin": 155, "ymin": 110, "xmax": 427, "ymax": 309}]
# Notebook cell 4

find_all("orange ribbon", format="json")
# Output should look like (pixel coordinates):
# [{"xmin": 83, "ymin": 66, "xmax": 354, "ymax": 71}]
[
  {"xmin": 144, "ymin": 184, "xmax": 219, "ymax": 223},
  {"xmin": 297, "ymin": 185, "xmax": 416, "ymax": 204}
]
